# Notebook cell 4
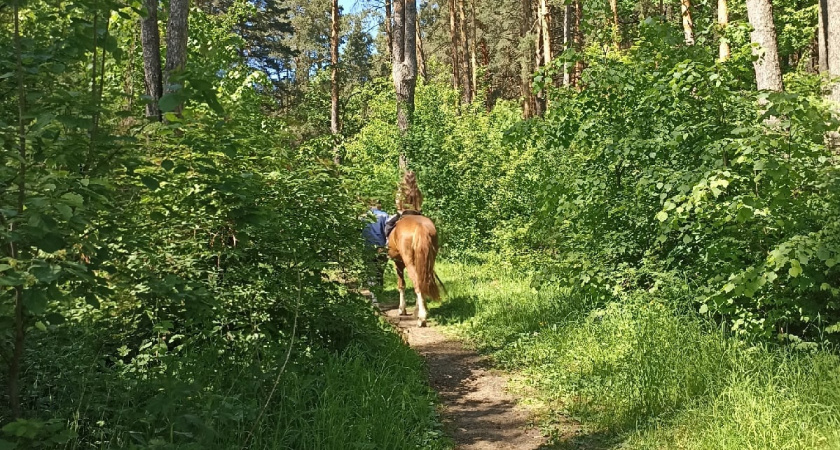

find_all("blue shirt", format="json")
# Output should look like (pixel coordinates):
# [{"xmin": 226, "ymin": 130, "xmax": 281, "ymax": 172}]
[{"xmin": 363, "ymin": 208, "xmax": 389, "ymax": 247}]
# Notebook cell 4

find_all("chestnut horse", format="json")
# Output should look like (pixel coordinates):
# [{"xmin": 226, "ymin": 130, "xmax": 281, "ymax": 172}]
[{"xmin": 387, "ymin": 172, "xmax": 441, "ymax": 327}]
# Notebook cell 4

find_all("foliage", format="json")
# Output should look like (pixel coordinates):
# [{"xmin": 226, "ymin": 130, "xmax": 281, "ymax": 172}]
[
  {"xmin": 0, "ymin": 1, "xmax": 449, "ymax": 448},
  {"xmin": 431, "ymin": 260, "xmax": 840, "ymax": 449}
]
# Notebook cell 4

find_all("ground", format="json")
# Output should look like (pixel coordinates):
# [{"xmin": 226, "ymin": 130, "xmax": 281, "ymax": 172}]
[{"xmin": 381, "ymin": 303, "xmax": 549, "ymax": 450}]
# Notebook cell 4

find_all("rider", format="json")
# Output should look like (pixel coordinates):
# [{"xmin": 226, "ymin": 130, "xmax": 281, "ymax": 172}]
[{"xmin": 384, "ymin": 171, "xmax": 423, "ymax": 237}]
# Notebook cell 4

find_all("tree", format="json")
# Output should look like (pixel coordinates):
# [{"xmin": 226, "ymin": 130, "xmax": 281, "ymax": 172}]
[
  {"xmin": 746, "ymin": 0, "xmax": 783, "ymax": 92},
  {"xmin": 563, "ymin": 2, "xmax": 572, "ymax": 85},
  {"xmin": 457, "ymin": 0, "xmax": 473, "ymax": 102},
  {"xmin": 539, "ymin": 0, "xmax": 552, "ymax": 65},
  {"xmin": 330, "ymin": 0, "xmax": 340, "ymax": 163},
  {"xmin": 681, "ymin": 0, "xmax": 695, "ymax": 45},
  {"xmin": 818, "ymin": 0, "xmax": 829, "ymax": 73},
  {"xmin": 718, "ymin": 0, "xmax": 730, "ymax": 61},
  {"xmin": 829, "ymin": 0, "xmax": 840, "ymax": 102},
  {"xmin": 164, "ymin": 0, "xmax": 189, "ymax": 115},
  {"xmin": 141, "ymin": 0, "xmax": 163, "ymax": 120},
  {"xmin": 392, "ymin": 0, "xmax": 418, "ymax": 139},
  {"xmin": 520, "ymin": 0, "xmax": 534, "ymax": 116},
  {"xmin": 447, "ymin": 0, "xmax": 462, "ymax": 97}
]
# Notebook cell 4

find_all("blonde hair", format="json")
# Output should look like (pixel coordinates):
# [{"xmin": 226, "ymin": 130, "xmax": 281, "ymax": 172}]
[{"xmin": 396, "ymin": 171, "xmax": 423, "ymax": 212}]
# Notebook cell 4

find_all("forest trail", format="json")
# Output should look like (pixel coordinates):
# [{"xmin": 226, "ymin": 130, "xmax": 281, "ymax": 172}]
[{"xmin": 380, "ymin": 304, "xmax": 552, "ymax": 450}]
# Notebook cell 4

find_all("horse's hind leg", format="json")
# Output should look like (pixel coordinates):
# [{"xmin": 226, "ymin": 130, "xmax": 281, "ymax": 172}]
[
  {"xmin": 406, "ymin": 265, "xmax": 427, "ymax": 327},
  {"xmin": 395, "ymin": 260, "xmax": 408, "ymax": 316}
]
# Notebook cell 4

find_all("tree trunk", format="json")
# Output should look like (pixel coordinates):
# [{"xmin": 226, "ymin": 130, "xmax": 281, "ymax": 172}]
[
  {"xmin": 470, "ymin": 0, "xmax": 478, "ymax": 95},
  {"xmin": 140, "ymin": 0, "xmax": 162, "ymax": 120},
  {"xmin": 385, "ymin": 0, "xmax": 394, "ymax": 62},
  {"xmin": 330, "ymin": 0, "xmax": 340, "ymax": 163},
  {"xmin": 164, "ymin": 0, "xmax": 189, "ymax": 115},
  {"xmin": 417, "ymin": 11, "xmax": 428, "ymax": 83},
  {"xmin": 573, "ymin": 0, "xmax": 583, "ymax": 87},
  {"xmin": 681, "ymin": 0, "xmax": 695, "ymax": 45},
  {"xmin": 539, "ymin": 0, "xmax": 552, "ymax": 65},
  {"xmin": 828, "ymin": 0, "xmax": 840, "ymax": 97},
  {"xmin": 457, "ymin": 0, "xmax": 473, "ymax": 103},
  {"xmin": 818, "ymin": 0, "xmax": 829, "ymax": 73},
  {"xmin": 563, "ymin": 3, "xmax": 572, "ymax": 85},
  {"xmin": 746, "ymin": 0, "xmax": 783, "ymax": 92},
  {"xmin": 519, "ymin": 0, "xmax": 533, "ymax": 117},
  {"xmin": 449, "ymin": 0, "xmax": 461, "ymax": 94},
  {"xmin": 392, "ymin": 0, "xmax": 418, "ymax": 136},
  {"xmin": 718, "ymin": 0, "xmax": 730, "ymax": 61}
]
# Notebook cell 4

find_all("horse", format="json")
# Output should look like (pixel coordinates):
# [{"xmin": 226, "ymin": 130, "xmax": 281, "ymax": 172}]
[{"xmin": 387, "ymin": 172, "xmax": 441, "ymax": 327}]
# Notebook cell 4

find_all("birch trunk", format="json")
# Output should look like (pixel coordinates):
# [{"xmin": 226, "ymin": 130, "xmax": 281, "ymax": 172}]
[
  {"xmin": 681, "ymin": 0, "xmax": 695, "ymax": 45},
  {"xmin": 539, "ymin": 0, "xmax": 552, "ymax": 65},
  {"xmin": 746, "ymin": 0, "xmax": 783, "ymax": 92},
  {"xmin": 718, "ymin": 0, "xmax": 730, "ymax": 61}
]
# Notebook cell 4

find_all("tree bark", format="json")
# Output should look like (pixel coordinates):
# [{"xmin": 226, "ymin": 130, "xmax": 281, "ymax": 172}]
[
  {"xmin": 385, "ymin": 0, "xmax": 394, "ymax": 62},
  {"xmin": 519, "ymin": 0, "xmax": 533, "ymax": 117},
  {"xmin": 140, "ymin": 0, "xmax": 162, "ymax": 120},
  {"xmin": 470, "ymin": 0, "xmax": 478, "ymax": 95},
  {"xmin": 563, "ymin": 3, "xmax": 572, "ymax": 86},
  {"xmin": 573, "ymin": 0, "xmax": 583, "ymax": 87},
  {"xmin": 330, "ymin": 0, "xmax": 340, "ymax": 163},
  {"xmin": 164, "ymin": 0, "xmax": 189, "ymax": 115},
  {"xmin": 828, "ymin": 0, "xmax": 840, "ymax": 99},
  {"xmin": 539, "ymin": 0, "xmax": 552, "ymax": 65},
  {"xmin": 392, "ymin": 0, "xmax": 417, "ymax": 136},
  {"xmin": 417, "ymin": 11, "xmax": 428, "ymax": 83},
  {"xmin": 746, "ymin": 0, "xmax": 783, "ymax": 92},
  {"xmin": 457, "ymin": 0, "xmax": 473, "ymax": 103},
  {"xmin": 681, "ymin": 0, "xmax": 695, "ymax": 45},
  {"xmin": 818, "ymin": 0, "xmax": 829, "ymax": 73},
  {"xmin": 718, "ymin": 0, "xmax": 730, "ymax": 61},
  {"xmin": 449, "ymin": 0, "xmax": 460, "ymax": 94}
]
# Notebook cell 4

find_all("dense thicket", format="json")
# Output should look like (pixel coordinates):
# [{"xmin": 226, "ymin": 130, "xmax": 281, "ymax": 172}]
[{"xmin": 0, "ymin": 0, "xmax": 447, "ymax": 447}]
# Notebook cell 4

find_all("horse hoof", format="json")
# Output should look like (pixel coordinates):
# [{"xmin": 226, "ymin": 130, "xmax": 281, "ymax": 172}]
[
  {"xmin": 398, "ymin": 309, "xmax": 408, "ymax": 316},
  {"xmin": 417, "ymin": 319, "xmax": 427, "ymax": 328}
]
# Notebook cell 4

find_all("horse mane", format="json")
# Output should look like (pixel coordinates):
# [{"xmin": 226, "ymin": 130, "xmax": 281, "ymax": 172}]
[{"xmin": 396, "ymin": 171, "xmax": 423, "ymax": 212}]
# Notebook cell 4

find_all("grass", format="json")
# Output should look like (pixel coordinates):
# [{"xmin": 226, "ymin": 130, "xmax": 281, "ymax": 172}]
[
  {"xmin": 3, "ymin": 289, "xmax": 451, "ymax": 449},
  {"xmin": 426, "ymin": 259, "xmax": 840, "ymax": 449}
]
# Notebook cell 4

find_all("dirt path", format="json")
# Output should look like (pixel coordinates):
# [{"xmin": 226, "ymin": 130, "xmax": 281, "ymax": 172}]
[{"xmin": 381, "ymin": 305, "xmax": 547, "ymax": 450}]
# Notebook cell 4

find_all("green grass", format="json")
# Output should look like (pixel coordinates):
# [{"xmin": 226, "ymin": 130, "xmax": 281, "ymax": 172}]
[
  {"xmin": 5, "ymin": 291, "xmax": 451, "ymax": 450},
  {"xmin": 428, "ymin": 260, "xmax": 840, "ymax": 449}
]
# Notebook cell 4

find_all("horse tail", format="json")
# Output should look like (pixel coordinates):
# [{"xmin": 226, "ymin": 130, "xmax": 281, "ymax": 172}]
[{"xmin": 413, "ymin": 224, "xmax": 440, "ymax": 301}]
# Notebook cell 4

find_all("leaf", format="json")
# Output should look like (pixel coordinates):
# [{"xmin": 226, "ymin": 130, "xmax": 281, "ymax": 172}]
[
  {"xmin": 35, "ymin": 321, "xmax": 47, "ymax": 332},
  {"xmin": 656, "ymin": 211, "xmax": 668, "ymax": 222},
  {"xmin": 37, "ymin": 233, "xmax": 66, "ymax": 253},
  {"xmin": 0, "ymin": 438, "xmax": 17, "ymax": 450},
  {"xmin": 55, "ymin": 203, "xmax": 73, "ymax": 219},
  {"xmin": 699, "ymin": 304, "xmax": 708, "ymax": 314},
  {"xmin": 22, "ymin": 290, "xmax": 48, "ymax": 315},
  {"xmin": 31, "ymin": 264, "xmax": 62, "ymax": 283},
  {"xmin": 61, "ymin": 192, "xmax": 84, "ymax": 207},
  {"xmin": 159, "ymin": 93, "xmax": 181, "ymax": 112},
  {"xmin": 140, "ymin": 176, "xmax": 160, "ymax": 191},
  {"xmin": 161, "ymin": 159, "xmax": 175, "ymax": 171},
  {"xmin": 789, "ymin": 260, "xmax": 802, "ymax": 278}
]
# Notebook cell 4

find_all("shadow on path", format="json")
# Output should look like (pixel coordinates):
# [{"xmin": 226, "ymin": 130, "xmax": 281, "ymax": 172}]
[{"xmin": 381, "ymin": 304, "xmax": 546, "ymax": 450}]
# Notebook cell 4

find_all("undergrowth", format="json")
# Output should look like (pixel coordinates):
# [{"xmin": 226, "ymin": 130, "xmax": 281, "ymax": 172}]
[{"xmin": 431, "ymin": 259, "xmax": 840, "ymax": 449}]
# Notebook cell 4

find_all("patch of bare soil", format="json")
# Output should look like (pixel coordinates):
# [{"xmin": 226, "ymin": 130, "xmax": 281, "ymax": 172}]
[{"xmin": 381, "ymin": 304, "xmax": 551, "ymax": 450}]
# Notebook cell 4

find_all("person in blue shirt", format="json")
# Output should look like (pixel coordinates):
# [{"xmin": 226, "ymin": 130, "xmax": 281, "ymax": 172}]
[
  {"xmin": 363, "ymin": 201, "xmax": 390, "ymax": 248},
  {"xmin": 362, "ymin": 201, "xmax": 390, "ymax": 287}
]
